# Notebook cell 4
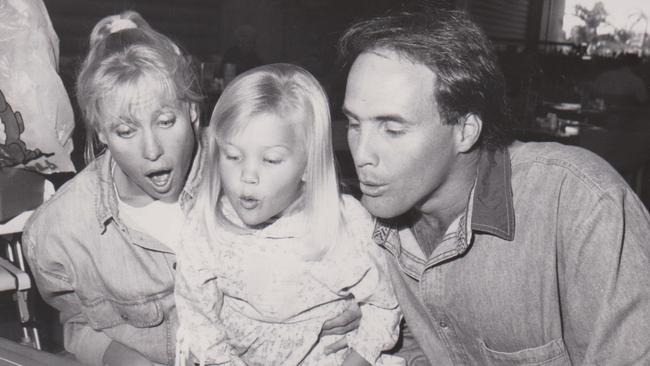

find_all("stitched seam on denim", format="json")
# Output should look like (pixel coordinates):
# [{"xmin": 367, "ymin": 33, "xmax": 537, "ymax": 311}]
[
  {"xmin": 82, "ymin": 289, "xmax": 172, "ymax": 307},
  {"xmin": 34, "ymin": 261, "xmax": 71, "ymax": 283},
  {"xmin": 397, "ymin": 249, "xmax": 424, "ymax": 279},
  {"xmin": 473, "ymin": 148, "xmax": 514, "ymax": 239},
  {"xmin": 503, "ymin": 148, "xmax": 514, "ymax": 236},
  {"xmin": 473, "ymin": 222, "xmax": 510, "ymax": 237},
  {"xmin": 426, "ymin": 248, "xmax": 460, "ymax": 268},
  {"xmin": 517, "ymin": 156, "xmax": 606, "ymax": 194}
]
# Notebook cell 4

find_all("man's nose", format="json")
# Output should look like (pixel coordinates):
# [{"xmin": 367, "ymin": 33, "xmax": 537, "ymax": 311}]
[
  {"xmin": 350, "ymin": 127, "xmax": 378, "ymax": 168},
  {"xmin": 142, "ymin": 130, "xmax": 163, "ymax": 161}
]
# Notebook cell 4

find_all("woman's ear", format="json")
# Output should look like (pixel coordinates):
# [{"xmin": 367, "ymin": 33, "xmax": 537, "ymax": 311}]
[
  {"xmin": 97, "ymin": 130, "xmax": 108, "ymax": 145},
  {"xmin": 454, "ymin": 114, "xmax": 482, "ymax": 153},
  {"xmin": 189, "ymin": 102, "xmax": 199, "ymax": 127}
]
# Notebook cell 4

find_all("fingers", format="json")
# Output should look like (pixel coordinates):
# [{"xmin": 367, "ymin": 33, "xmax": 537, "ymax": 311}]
[
  {"xmin": 323, "ymin": 337, "xmax": 348, "ymax": 355},
  {"xmin": 321, "ymin": 302, "xmax": 362, "ymax": 335},
  {"xmin": 322, "ymin": 316, "xmax": 361, "ymax": 336}
]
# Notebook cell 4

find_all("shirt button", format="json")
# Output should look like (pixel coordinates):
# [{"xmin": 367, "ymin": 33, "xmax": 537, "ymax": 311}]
[
  {"xmin": 172, "ymin": 262, "xmax": 177, "ymax": 270},
  {"xmin": 439, "ymin": 320, "xmax": 449, "ymax": 329}
]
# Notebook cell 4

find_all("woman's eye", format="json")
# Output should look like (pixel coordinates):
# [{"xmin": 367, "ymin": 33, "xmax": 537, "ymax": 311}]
[
  {"xmin": 225, "ymin": 154, "xmax": 240, "ymax": 161},
  {"xmin": 264, "ymin": 157, "xmax": 282, "ymax": 165},
  {"xmin": 116, "ymin": 125, "xmax": 135, "ymax": 138},
  {"xmin": 159, "ymin": 116, "xmax": 176, "ymax": 128}
]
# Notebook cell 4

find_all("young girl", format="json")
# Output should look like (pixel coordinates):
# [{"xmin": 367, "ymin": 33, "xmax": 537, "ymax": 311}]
[
  {"xmin": 175, "ymin": 64, "xmax": 403, "ymax": 366},
  {"xmin": 24, "ymin": 10, "xmax": 204, "ymax": 366}
]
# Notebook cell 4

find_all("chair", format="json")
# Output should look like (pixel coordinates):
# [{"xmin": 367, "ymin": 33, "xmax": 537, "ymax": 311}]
[{"xmin": 0, "ymin": 180, "xmax": 54, "ymax": 350}]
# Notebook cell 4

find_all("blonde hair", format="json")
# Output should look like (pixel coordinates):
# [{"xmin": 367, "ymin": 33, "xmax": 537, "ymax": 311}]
[
  {"xmin": 194, "ymin": 63, "xmax": 341, "ymax": 260},
  {"xmin": 76, "ymin": 10, "xmax": 202, "ymax": 164}
]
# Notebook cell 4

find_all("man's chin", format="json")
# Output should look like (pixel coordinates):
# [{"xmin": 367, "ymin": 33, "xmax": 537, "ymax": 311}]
[{"xmin": 361, "ymin": 195, "xmax": 406, "ymax": 219}]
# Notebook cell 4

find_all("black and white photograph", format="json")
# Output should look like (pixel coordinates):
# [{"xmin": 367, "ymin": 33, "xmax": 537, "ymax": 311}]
[{"xmin": 1, "ymin": 0, "xmax": 649, "ymax": 365}]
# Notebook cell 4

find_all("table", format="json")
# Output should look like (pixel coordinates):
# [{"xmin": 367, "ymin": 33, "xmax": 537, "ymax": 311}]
[{"xmin": 0, "ymin": 337, "xmax": 83, "ymax": 366}]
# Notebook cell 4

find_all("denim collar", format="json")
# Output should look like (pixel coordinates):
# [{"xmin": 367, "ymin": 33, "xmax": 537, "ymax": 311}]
[
  {"xmin": 372, "ymin": 146, "xmax": 515, "ymax": 249},
  {"xmin": 95, "ymin": 132, "xmax": 207, "ymax": 231},
  {"xmin": 470, "ymin": 147, "xmax": 515, "ymax": 240}
]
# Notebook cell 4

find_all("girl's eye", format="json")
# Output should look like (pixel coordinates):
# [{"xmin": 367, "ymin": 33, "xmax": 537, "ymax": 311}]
[
  {"xmin": 225, "ymin": 154, "xmax": 240, "ymax": 161},
  {"xmin": 264, "ymin": 157, "xmax": 282, "ymax": 165}
]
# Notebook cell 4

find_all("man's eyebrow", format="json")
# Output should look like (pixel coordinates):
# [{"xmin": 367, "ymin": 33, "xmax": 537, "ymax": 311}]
[
  {"xmin": 376, "ymin": 114, "xmax": 408, "ymax": 124},
  {"xmin": 341, "ymin": 107, "xmax": 408, "ymax": 124}
]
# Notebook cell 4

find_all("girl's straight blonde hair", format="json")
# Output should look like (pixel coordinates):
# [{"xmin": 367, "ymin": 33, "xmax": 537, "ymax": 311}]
[
  {"xmin": 193, "ymin": 63, "xmax": 341, "ymax": 260},
  {"xmin": 76, "ymin": 10, "xmax": 202, "ymax": 164}
]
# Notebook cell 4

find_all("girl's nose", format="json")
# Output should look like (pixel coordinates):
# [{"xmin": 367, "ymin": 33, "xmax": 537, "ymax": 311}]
[{"xmin": 241, "ymin": 165, "xmax": 259, "ymax": 185}]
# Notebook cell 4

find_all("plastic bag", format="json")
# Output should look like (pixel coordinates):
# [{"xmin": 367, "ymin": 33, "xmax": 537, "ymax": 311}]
[{"xmin": 0, "ymin": 0, "xmax": 75, "ymax": 173}]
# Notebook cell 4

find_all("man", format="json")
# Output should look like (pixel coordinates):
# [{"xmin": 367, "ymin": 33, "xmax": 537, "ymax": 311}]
[{"xmin": 339, "ymin": 10, "xmax": 650, "ymax": 365}]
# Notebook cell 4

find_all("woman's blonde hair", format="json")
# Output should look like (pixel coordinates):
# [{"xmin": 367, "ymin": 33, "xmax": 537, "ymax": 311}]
[
  {"xmin": 194, "ymin": 63, "xmax": 341, "ymax": 260},
  {"xmin": 76, "ymin": 10, "xmax": 202, "ymax": 164}
]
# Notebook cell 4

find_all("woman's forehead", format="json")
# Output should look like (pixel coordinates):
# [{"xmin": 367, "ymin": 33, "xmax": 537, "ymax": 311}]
[{"xmin": 101, "ymin": 79, "xmax": 180, "ymax": 122}]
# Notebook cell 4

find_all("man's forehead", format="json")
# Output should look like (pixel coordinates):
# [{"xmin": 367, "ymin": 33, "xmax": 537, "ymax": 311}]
[{"xmin": 344, "ymin": 50, "xmax": 437, "ymax": 119}]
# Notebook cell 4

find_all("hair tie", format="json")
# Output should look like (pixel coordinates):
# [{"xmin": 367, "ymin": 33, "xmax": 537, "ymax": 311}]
[{"xmin": 108, "ymin": 18, "xmax": 137, "ymax": 34}]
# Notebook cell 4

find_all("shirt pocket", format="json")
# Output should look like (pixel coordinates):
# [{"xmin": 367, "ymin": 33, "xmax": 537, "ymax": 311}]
[
  {"xmin": 479, "ymin": 338, "xmax": 571, "ymax": 366},
  {"xmin": 82, "ymin": 297, "xmax": 164, "ymax": 329}
]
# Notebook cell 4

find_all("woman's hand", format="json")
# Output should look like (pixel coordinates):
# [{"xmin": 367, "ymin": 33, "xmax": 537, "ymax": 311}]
[
  {"xmin": 321, "ymin": 301, "xmax": 362, "ymax": 355},
  {"xmin": 102, "ymin": 341, "xmax": 154, "ymax": 366}
]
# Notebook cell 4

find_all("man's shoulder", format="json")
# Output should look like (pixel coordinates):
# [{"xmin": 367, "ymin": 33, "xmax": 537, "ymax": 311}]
[{"xmin": 509, "ymin": 140, "xmax": 626, "ymax": 194}]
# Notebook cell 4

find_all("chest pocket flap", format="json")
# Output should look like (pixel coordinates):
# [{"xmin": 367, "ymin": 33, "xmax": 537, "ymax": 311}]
[{"xmin": 83, "ymin": 298, "xmax": 164, "ymax": 329}]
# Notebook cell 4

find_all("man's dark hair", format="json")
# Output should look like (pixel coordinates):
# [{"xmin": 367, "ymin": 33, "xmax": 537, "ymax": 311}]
[{"xmin": 338, "ymin": 10, "xmax": 513, "ymax": 150}]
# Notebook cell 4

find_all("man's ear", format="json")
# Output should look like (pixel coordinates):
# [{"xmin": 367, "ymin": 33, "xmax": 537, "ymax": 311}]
[
  {"xmin": 454, "ymin": 114, "xmax": 482, "ymax": 153},
  {"xmin": 189, "ymin": 102, "xmax": 199, "ymax": 127}
]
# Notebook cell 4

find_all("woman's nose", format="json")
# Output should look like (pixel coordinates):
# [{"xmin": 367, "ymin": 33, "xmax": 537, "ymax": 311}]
[{"xmin": 143, "ymin": 131, "xmax": 163, "ymax": 161}]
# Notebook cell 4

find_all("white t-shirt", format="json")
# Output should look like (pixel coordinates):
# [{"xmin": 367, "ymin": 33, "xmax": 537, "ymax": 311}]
[{"xmin": 116, "ymin": 190, "xmax": 185, "ymax": 254}]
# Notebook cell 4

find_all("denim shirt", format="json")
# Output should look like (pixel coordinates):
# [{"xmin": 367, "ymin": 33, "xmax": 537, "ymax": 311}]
[
  {"xmin": 23, "ymin": 140, "xmax": 205, "ymax": 366},
  {"xmin": 377, "ymin": 141, "xmax": 650, "ymax": 366}
]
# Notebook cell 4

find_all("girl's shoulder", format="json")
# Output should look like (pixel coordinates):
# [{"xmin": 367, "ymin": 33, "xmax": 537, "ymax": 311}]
[
  {"xmin": 338, "ymin": 194, "xmax": 375, "ymax": 241},
  {"xmin": 339, "ymin": 194, "xmax": 372, "ymax": 221}
]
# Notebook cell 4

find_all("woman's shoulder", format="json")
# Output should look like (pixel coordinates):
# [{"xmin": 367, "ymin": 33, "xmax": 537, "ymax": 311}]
[{"xmin": 26, "ymin": 158, "xmax": 106, "ymax": 234}]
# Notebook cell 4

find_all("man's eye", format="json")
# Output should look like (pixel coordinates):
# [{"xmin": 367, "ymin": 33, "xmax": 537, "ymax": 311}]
[
  {"xmin": 347, "ymin": 120, "xmax": 360, "ymax": 130},
  {"xmin": 383, "ymin": 122, "xmax": 406, "ymax": 136}
]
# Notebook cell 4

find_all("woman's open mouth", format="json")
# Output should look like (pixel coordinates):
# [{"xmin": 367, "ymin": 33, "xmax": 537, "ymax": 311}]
[{"xmin": 146, "ymin": 169, "xmax": 172, "ymax": 189}]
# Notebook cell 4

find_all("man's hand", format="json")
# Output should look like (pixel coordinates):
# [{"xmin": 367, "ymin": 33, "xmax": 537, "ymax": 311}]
[
  {"xmin": 102, "ymin": 341, "xmax": 154, "ymax": 366},
  {"xmin": 322, "ymin": 301, "xmax": 362, "ymax": 355}
]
